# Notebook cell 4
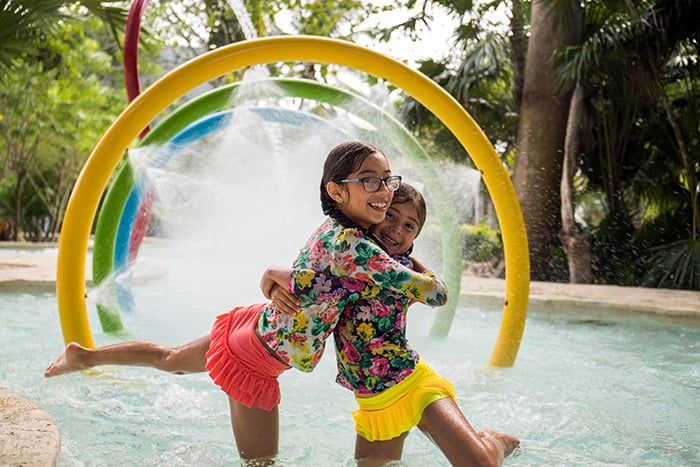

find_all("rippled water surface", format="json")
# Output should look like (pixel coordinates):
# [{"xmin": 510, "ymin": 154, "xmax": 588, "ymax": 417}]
[{"xmin": 2, "ymin": 288, "xmax": 698, "ymax": 466}]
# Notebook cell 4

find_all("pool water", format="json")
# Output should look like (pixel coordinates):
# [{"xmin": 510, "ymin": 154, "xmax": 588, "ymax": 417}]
[{"xmin": 2, "ymin": 289, "xmax": 699, "ymax": 466}]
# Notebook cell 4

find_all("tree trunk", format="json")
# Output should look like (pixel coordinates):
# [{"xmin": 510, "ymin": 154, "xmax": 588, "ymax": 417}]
[
  {"xmin": 512, "ymin": 0, "xmax": 582, "ymax": 281},
  {"xmin": 509, "ymin": 0, "xmax": 527, "ymax": 108},
  {"xmin": 12, "ymin": 170, "xmax": 26, "ymax": 242},
  {"xmin": 561, "ymin": 83, "xmax": 593, "ymax": 283}
]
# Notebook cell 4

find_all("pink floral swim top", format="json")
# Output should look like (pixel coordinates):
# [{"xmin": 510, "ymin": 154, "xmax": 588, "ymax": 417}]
[{"xmin": 300, "ymin": 254, "xmax": 447, "ymax": 394}]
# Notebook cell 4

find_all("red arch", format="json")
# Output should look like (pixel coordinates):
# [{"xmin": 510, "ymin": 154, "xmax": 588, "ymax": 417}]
[
  {"xmin": 124, "ymin": 0, "xmax": 153, "ymax": 261},
  {"xmin": 124, "ymin": 0, "xmax": 149, "ymax": 104}
]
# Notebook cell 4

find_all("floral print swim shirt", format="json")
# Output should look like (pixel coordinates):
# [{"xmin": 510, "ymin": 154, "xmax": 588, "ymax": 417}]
[
  {"xmin": 256, "ymin": 218, "xmax": 371, "ymax": 372},
  {"xmin": 256, "ymin": 218, "xmax": 447, "ymax": 376},
  {"xmin": 299, "ymin": 254, "xmax": 448, "ymax": 394}
]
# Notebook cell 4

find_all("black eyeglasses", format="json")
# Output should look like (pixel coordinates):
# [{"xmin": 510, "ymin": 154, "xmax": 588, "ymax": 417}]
[{"xmin": 338, "ymin": 176, "xmax": 402, "ymax": 193}]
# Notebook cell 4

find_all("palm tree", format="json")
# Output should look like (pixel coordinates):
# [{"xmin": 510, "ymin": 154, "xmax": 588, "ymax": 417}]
[
  {"xmin": 0, "ymin": 0, "xmax": 128, "ymax": 80},
  {"xmin": 511, "ymin": 0, "xmax": 582, "ymax": 281},
  {"xmin": 1, "ymin": 1, "xmax": 130, "ymax": 241},
  {"xmin": 553, "ymin": 0, "xmax": 700, "ymax": 289}
]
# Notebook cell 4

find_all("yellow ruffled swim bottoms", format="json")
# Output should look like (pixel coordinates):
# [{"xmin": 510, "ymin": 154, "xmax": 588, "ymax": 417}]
[{"xmin": 352, "ymin": 360, "xmax": 456, "ymax": 441}]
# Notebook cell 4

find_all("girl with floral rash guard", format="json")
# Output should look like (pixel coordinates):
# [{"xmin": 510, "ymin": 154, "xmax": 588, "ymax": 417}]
[
  {"xmin": 274, "ymin": 184, "xmax": 520, "ymax": 466},
  {"xmin": 45, "ymin": 141, "xmax": 406, "ymax": 463},
  {"xmin": 255, "ymin": 217, "xmax": 446, "ymax": 372}
]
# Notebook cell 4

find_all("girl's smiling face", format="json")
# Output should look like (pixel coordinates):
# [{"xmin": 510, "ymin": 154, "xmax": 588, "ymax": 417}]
[
  {"xmin": 370, "ymin": 201, "xmax": 421, "ymax": 256},
  {"xmin": 328, "ymin": 151, "xmax": 394, "ymax": 230}
]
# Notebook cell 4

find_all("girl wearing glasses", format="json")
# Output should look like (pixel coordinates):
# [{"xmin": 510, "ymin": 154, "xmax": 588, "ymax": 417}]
[
  {"xmin": 268, "ymin": 183, "xmax": 520, "ymax": 466},
  {"xmin": 45, "ymin": 141, "xmax": 449, "ymax": 464}
]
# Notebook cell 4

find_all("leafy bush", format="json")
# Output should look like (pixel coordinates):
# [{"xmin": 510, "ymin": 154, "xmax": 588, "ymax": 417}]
[
  {"xmin": 634, "ymin": 206, "xmax": 698, "ymax": 290},
  {"xmin": 460, "ymin": 223, "xmax": 503, "ymax": 264},
  {"xmin": 590, "ymin": 206, "xmax": 699, "ymax": 290},
  {"xmin": 641, "ymin": 239, "xmax": 700, "ymax": 290},
  {"xmin": 590, "ymin": 208, "xmax": 640, "ymax": 286}
]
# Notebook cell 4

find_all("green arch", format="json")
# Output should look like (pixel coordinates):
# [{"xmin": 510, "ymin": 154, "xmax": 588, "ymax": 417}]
[{"xmin": 92, "ymin": 78, "xmax": 463, "ymax": 335}]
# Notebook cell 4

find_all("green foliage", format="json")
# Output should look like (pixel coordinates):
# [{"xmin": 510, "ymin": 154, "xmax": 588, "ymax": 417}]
[
  {"xmin": 0, "ymin": 173, "xmax": 13, "ymax": 240},
  {"xmin": 0, "ymin": 0, "xmax": 67, "ymax": 78},
  {"xmin": 590, "ymin": 204, "xmax": 699, "ymax": 290},
  {"xmin": 460, "ymin": 222, "xmax": 502, "ymax": 263},
  {"xmin": 633, "ymin": 206, "xmax": 697, "ymax": 290},
  {"xmin": 0, "ymin": 1, "xmax": 130, "ymax": 81},
  {"xmin": 398, "ymin": 3, "xmax": 518, "ymax": 165},
  {"xmin": 590, "ymin": 208, "xmax": 639, "ymax": 286},
  {"xmin": 547, "ymin": 0, "xmax": 700, "ymax": 288},
  {"xmin": 446, "ymin": 32, "xmax": 518, "ymax": 155},
  {"xmin": 284, "ymin": 0, "xmax": 376, "ymax": 37},
  {"xmin": 547, "ymin": 245, "xmax": 570, "ymax": 283},
  {"xmin": 0, "ymin": 15, "xmax": 125, "ymax": 240},
  {"xmin": 418, "ymin": 221, "xmax": 502, "ymax": 275},
  {"xmin": 433, "ymin": 0, "xmax": 473, "ymax": 16},
  {"xmin": 642, "ymin": 239, "xmax": 700, "ymax": 290}
]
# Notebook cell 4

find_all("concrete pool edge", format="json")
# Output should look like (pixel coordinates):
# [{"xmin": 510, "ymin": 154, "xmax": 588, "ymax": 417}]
[
  {"xmin": 1, "ymin": 243, "xmax": 698, "ymax": 321},
  {"xmin": 461, "ymin": 275, "xmax": 700, "ymax": 324},
  {"xmin": 0, "ymin": 386, "xmax": 60, "ymax": 467}
]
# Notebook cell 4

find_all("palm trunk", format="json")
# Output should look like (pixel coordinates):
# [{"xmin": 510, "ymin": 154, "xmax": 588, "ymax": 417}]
[
  {"xmin": 560, "ymin": 83, "xmax": 592, "ymax": 283},
  {"xmin": 12, "ymin": 170, "xmax": 26, "ymax": 241},
  {"xmin": 512, "ymin": 0, "xmax": 582, "ymax": 280},
  {"xmin": 655, "ymin": 72, "xmax": 699, "ymax": 239}
]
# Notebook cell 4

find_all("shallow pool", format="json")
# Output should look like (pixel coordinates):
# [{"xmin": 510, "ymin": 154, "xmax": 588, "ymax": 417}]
[{"xmin": 2, "ymin": 287, "xmax": 698, "ymax": 466}]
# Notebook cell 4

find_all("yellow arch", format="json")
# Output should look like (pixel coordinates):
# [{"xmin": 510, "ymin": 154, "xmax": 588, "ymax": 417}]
[{"xmin": 57, "ymin": 35, "xmax": 529, "ymax": 367}]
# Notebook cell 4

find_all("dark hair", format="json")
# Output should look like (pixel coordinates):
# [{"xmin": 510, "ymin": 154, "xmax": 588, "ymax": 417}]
[
  {"xmin": 391, "ymin": 182, "xmax": 427, "ymax": 236},
  {"xmin": 320, "ymin": 141, "xmax": 386, "ymax": 229}
]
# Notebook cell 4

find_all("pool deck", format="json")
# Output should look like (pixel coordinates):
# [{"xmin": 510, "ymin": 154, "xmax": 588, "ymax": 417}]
[
  {"xmin": 1, "ymin": 243, "xmax": 699, "ymax": 465},
  {"xmin": 0, "ymin": 387, "xmax": 60, "ymax": 467},
  {"xmin": 1, "ymin": 242, "xmax": 698, "ymax": 319},
  {"xmin": 460, "ymin": 274, "xmax": 700, "ymax": 324}
]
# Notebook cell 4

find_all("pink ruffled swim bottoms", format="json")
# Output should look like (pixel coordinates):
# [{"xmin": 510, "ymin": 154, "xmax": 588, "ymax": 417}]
[{"xmin": 206, "ymin": 303, "xmax": 290, "ymax": 411}]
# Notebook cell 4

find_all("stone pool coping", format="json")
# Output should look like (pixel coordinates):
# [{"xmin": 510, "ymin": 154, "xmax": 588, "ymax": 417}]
[
  {"xmin": 460, "ymin": 275, "xmax": 700, "ymax": 325},
  {"xmin": 1, "ymin": 241, "xmax": 698, "ymax": 321},
  {"xmin": 1, "ymin": 242, "xmax": 699, "ymax": 465},
  {"xmin": 0, "ymin": 387, "xmax": 60, "ymax": 467}
]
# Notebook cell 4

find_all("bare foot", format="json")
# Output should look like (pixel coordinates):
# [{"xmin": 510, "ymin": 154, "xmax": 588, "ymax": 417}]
[
  {"xmin": 44, "ymin": 342, "xmax": 90, "ymax": 377},
  {"xmin": 479, "ymin": 429, "xmax": 520, "ymax": 458}
]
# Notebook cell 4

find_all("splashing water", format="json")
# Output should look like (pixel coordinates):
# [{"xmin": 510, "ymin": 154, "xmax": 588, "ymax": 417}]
[
  {"xmin": 115, "ymin": 83, "xmax": 365, "ymax": 316},
  {"xmin": 88, "ymin": 78, "xmax": 483, "ymax": 322}
]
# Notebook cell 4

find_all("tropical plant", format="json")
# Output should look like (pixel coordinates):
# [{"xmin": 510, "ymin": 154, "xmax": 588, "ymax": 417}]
[
  {"xmin": 461, "ymin": 222, "xmax": 503, "ymax": 264},
  {"xmin": 0, "ymin": 0, "xmax": 129, "ymax": 80},
  {"xmin": 553, "ymin": 0, "xmax": 700, "ymax": 289},
  {"xmin": 0, "ymin": 17, "xmax": 125, "ymax": 241}
]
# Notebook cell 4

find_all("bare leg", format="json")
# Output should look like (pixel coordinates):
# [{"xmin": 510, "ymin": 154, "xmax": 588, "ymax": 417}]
[
  {"xmin": 228, "ymin": 398, "xmax": 279, "ymax": 463},
  {"xmin": 354, "ymin": 431, "xmax": 408, "ymax": 466},
  {"xmin": 417, "ymin": 398, "xmax": 520, "ymax": 467},
  {"xmin": 44, "ymin": 336, "xmax": 210, "ymax": 377}
]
